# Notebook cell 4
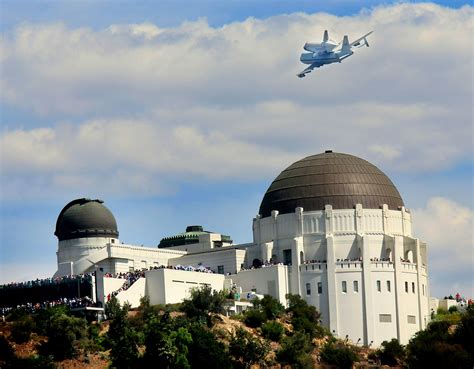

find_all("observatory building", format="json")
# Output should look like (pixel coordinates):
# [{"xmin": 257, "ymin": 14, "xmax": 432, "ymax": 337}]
[{"xmin": 53, "ymin": 151, "xmax": 430, "ymax": 346}]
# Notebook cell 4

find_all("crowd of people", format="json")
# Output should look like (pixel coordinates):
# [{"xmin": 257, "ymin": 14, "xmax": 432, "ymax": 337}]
[
  {"xmin": 303, "ymin": 259, "xmax": 328, "ymax": 264},
  {"xmin": 1, "ymin": 296, "xmax": 98, "ymax": 317},
  {"xmin": 0, "ymin": 273, "xmax": 94, "ymax": 290}
]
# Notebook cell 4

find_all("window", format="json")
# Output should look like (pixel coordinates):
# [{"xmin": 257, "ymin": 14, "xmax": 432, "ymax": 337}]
[
  {"xmin": 387, "ymin": 280, "xmax": 391, "ymax": 292},
  {"xmin": 217, "ymin": 265, "xmax": 224, "ymax": 274},
  {"xmin": 342, "ymin": 281, "xmax": 347, "ymax": 293},
  {"xmin": 422, "ymin": 284, "xmax": 425, "ymax": 296},
  {"xmin": 353, "ymin": 280, "xmax": 359, "ymax": 293},
  {"xmin": 306, "ymin": 283, "xmax": 311, "ymax": 295},
  {"xmin": 405, "ymin": 281, "xmax": 409, "ymax": 293},
  {"xmin": 379, "ymin": 314, "xmax": 392, "ymax": 323},
  {"xmin": 283, "ymin": 249, "xmax": 292, "ymax": 265},
  {"xmin": 412, "ymin": 282, "xmax": 415, "ymax": 294},
  {"xmin": 111, "ymin": 239, "xmax": 115, "ymax": 244},
  {"xmin": 377, "ymin": 280, "xmax": 381, "ymax": 292},
  {"xmin": 317, "ymin": 282, "xmax": 322, "ymax": 294},
  {"xmin": 407, "ymin": 315, "xmax": 416, "ymax": 324}
]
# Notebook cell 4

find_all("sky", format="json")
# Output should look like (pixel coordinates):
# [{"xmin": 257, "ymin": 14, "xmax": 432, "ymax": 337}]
[{"xmin": 0, "ymin": 0, "xmax": 472, "ymax": 299}]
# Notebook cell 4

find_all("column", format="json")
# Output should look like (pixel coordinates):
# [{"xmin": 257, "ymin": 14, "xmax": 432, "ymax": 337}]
[
  {"xmin": 361, "ymin": 235, "xmax": 374, "ymax": 345},
  {"xmin": 393, "ymin": 235, "xmax": 406, "ymax": 342},
  {"xmin": 326, "ymin": 235, "xmax": 339, "ymax": 335}
]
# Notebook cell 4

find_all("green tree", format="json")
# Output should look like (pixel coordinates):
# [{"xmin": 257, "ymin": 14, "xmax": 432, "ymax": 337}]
[
  {"xmin": 38, "ymin": 312, "xmax": 87, "ymax": 360},
  {"xmin": 0, "ymin": 334, "xmax": 14, "ymax": 365},
  {"xmin": 106, "ymin": 297, "xmax": 140, "ymax": 369},
  {"xmin": 187, "ymin": 323, "xmax": 232, "ymax": 369},
  {"xmin": 406, "ymin": 319, "xmax": 472, "ymax": 369},
  {"xmin": 180, "ymin": 285, "xmax": 226, "ymax": 325},
  {"xmin": 229, "ymin": 328, "xmax": 270, "ymax": 369},
  {"xmin": 286, "ymin": 294, "xmax": 323, "ymax": 338},
  {"xmin": 10, "ymin": 315, "xmax": 35, "ymax": 343},
  {"xmin": 276, "ymin": 331, "xmax": 314, "ymax": 369},
  {"xmin": 376, "ymin": 338, "xmax": 405, "ymax": 366},
  {"xmin": 453, "ymin": 304, "xmax": 474, "ymax": 362},
  {"xmin": 170, "ymin": 327, "xmax": 193, "ymax": 369},
  {"xmin": 253, "ymin": 295, "xmax": 284, "ymax": 320},
  {"xmin": 243, "ymin": 309, "xmax": 266, "ymax": 328},
  {"xmin": 320, "ymin": 341, "xmax": 359, "ymax": 369},
  {"xmin": 261, "ymin": 321, "xmax": 284, "ymax": 342}
]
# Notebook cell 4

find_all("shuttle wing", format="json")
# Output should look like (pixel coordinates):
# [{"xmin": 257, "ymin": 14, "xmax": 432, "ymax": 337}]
[
  {"xmin": 350, "ymin": 31, "xmax": 373, "ymax": 47},
  {"xmin": 297, "ymin": 62, "xmax": 323, "ymax": 78}
]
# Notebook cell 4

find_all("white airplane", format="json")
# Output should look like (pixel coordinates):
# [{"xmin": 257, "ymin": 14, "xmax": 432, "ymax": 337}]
[{"xmin": 297, "ymin": 30, "xmax": 373, "ymax": 78}]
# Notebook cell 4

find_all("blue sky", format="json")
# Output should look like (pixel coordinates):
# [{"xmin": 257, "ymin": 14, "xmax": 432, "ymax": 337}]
[{"xmin": 0, "ymin": 1, "xmax": 472, "ymax": 298}]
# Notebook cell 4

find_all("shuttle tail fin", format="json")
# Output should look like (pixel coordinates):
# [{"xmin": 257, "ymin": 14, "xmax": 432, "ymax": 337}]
[{"xmin": 342, "ymin": 35, "xmax": 349, "ymax": 47}]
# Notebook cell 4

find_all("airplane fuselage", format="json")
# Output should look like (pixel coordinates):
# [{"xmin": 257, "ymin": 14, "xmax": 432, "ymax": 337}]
[
  {"xmin": 300, "ymin": 50, "xmax": 353, "ymax": 65},
  {"xmin": 297, "ymin": 30, "xmax": 372, "ymax": 78}
]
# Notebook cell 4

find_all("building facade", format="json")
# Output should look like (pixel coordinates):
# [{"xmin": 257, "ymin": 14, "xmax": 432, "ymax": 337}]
[{"xmin": 53, "ymin": 151, "xmax": 430, "ymax": 345}]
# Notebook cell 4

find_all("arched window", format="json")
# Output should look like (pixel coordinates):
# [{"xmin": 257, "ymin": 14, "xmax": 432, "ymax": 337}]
[
  {"xmin": 386, "ymin": 248, "xmax": 392, "ymax": 261},
  {"xmin": 406, "ymin": 250, "xmax": 414, "ymax": 263},
  {"xmin": 300, "ymin": 251, "xmax": 304, "ymax": 264}
]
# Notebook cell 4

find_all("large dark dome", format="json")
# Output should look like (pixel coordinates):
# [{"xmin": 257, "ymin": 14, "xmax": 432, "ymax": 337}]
[
  {"xmin": 55, "ymin": 198, "xmax": 119, "ymax": 241},
  {"xmin": 259, "ymin": 151, "xmax": 404, "ymax": 217}
]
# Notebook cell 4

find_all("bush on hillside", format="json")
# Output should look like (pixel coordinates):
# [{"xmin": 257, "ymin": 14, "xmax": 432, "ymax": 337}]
[
  {"xmin": 276, "ymin": 331, "xmax": 314, "ymax": 369},
  {"xmin": 243, "ymin": 309, "xmax": 266, "ymax": 328},
  {"xmin": 10, "ymin": 315, "xmax": 35, "ymax": 343},
  {"xmin": 320, "ymin": 341, "xmax": 359, "ymax": 369},
  {"xmin": 376, "ymin": 338, "xmax": 405, "ymax": 366},
  {"xmin": 229, "ymin": 328, "xmax": 270, "ymax": 369},
  {"xmin": 261, "ymin": 320, "xmax": 284, "ymax": 342}
]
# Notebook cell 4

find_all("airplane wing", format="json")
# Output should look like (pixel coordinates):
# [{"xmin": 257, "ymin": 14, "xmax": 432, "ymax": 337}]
[
  {"xmin": 296, "ymin": 63, "xmax": 323, "ymax": 78},
  {"xmin": 350, "ymin": 31, "xmax": 373, "ymax": 47}
]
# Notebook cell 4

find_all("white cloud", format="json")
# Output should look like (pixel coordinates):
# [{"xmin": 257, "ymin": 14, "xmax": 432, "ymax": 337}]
[
  {"xmin": 412, "ymin": 197, "xmax": 474, "ymax": 297},
  {"xmin": 0, "ymin": 3, "xmax": 472, "ymax": 197}
]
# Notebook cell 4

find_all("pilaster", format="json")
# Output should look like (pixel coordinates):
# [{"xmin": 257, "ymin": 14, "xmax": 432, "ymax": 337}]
[
  {"xmin": 393, "ymin": 235, "xmax": 406, "ymax": 342},
  {"xmin": 326, "ymin": 235, "xmax": 339, "ymax": 335},
  {"xmin": 361, "ymin": 235, "xmax": 374, "ymax": 345}
]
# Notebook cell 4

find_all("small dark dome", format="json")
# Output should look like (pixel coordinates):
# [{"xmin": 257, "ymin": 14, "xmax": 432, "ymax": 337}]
[
  {"xmin": 259, "ymin": 152, "xmax": 404, "ymax": 217},
  {"xmin": 55, "ymin": 198, "xmax": 119, "ymax": 241}
]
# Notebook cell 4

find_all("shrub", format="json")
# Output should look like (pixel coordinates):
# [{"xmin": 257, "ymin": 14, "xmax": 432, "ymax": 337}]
[
  {"xmin": 10, "ymin": 316, "xmax": 35, "ymax": 343},
  {"xmin": 320, "ymin": 341, "xmax": 359, "ymax": 369},
  {"xmin": 377, "ymin": 338, "xmax": 405, "ymax": 366},
  {"xmin": 406, "ymin": 319, "xmax": 472, "ymax": 369},
  {"xmin": 229, "ymin": 328, "xmax": 270, "ymax": 369},
  {"xmin": 254, "ymin": 295, "xmax": 285, "ymax": 320},
  {"xmin": 0, "ymin": 334, "xmax": 14, "ymax": 364},
  {"xmin": 180, "ymin": 285, "xmax": 226, "ymax": 325},
  {"xmin": 244, "ymin": 309, "xmax": 266, "ymax": 328},
  {"xmin": 106, "ymin": 298, "xmax": 140, "ymax": 369},
  {"xmin": 276, "ymin": 331, "xmax": 314, "ymax": 369},
  {"xmin": 261, "ymin": 321, "xmax": 284, "ymax": 342},
  {"xmin": 39, "ymin": 313, "xmax": 88, "ymax": 360},
  {"xmin": 286, "ymin": 294, "xmax": 324, "ymax": 338},
  {"xmin": 187, "ymin": 323, "xmax": 231, "ymax": 369},
  {"xmin": 453, "ymin": 304, "xmax": 474, "ymax": 359},
  {"xmin": 449, "ymin": 305, "xmax": 459, "ymax": 313}
]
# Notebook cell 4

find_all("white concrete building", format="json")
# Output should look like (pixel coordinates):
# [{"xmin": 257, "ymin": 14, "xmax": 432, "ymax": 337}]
[{"xmin": 53, "ymin": 151, "xmax": 430, "ymax": 346}]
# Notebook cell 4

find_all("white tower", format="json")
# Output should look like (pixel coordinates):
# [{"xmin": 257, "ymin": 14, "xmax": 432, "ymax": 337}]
[{"xmin": 253, "ymin": 151, "xmax": 430, "ymax": 345}]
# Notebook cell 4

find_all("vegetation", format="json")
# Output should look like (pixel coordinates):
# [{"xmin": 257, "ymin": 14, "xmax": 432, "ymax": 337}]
[
  {"xmin": 2, "ymin": 285, "xmax": 473, "ymax": 369},
  {"xmin": 286, "ymin": 294, "xmax": 325, "ymax": 338},
  {"xmin": 406, "ymin": 305, "xmax": 474, "ymax": 369},
  {"xmin": 276, "ymin": 331, "xmax": 314, "ymax": 369},
  {"xmin": 261, "ymin": 320, "xmax": 284, "ymax": 342},
  {"xmin": 229, "ymin": 328, "xmax": 270, "ymax": 369},
  {"xmin": 375, "ymin": 338, "xmax": 405, "ymax": 366},
  {"xmin": 320, "ymin": 340, "xmax": 359, "ymax": 369},
  {"xmin": 180, "ymin": 285, "xmax": 227, "ymax": 325}
]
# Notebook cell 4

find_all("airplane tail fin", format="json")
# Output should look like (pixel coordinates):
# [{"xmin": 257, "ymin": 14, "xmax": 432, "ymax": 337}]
[
  {"xmin": 342, "ymin": 35, "xmax": 349, "ymax": 47},
  {"xmin": 323, "ymin": 30, "xmax": 329, "ymax": 42}
]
